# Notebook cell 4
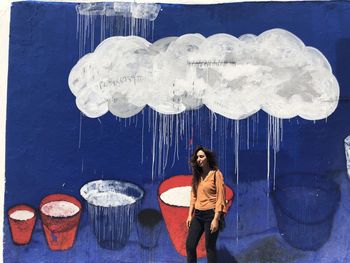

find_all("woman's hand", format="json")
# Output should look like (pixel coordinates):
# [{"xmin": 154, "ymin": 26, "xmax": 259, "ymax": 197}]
[
  {"xmin": 186, "ymin": 215, "xmax": 193, "ymax": 229},
  {"xmin": 210, "ymin": 218, "xmax": 219, "ymax": 233}
]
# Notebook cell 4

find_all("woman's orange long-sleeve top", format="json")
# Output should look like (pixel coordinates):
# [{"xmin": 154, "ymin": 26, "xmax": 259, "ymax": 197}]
[{"xmin": 190, "ymin": 170, "xmax": 227, "ymax": 213}]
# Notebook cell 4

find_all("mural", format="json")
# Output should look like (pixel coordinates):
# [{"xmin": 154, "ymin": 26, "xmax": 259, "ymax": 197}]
[{"xmin": 3, "ymin": 0, "xmax": 350, "ymax": 262}]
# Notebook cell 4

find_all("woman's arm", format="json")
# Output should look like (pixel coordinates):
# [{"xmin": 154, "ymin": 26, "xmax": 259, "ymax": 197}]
[
  {"xmin": 213, "ymin": 211, "xmax": 221, "ymax": 221},
  {"xmin": 214, "ymin": 170, "xmax": 226, "ymax": 214},
  {"xmin": 210, "ymin": 211, "xmax": 221, "ymax": 233},
  {"xmin": 187, "ymin": 188, "xmax": 196, "ymax": 228},
  {"xmin": 211, "ymin": 170, "xmax": 226, "ymax": 233},
  {"xmin": 186, "ymin": 203, "xmax": 195, "ymax": 228}
]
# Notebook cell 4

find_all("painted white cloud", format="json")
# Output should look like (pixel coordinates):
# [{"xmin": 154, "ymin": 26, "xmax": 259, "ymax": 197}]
[
  {"xmin": 76, "ymin": 2, "xmax": 161, "ymax": 20},
  {"xmin": 68, "ymin": 28, "xmax": 339, "ymax": 120}
]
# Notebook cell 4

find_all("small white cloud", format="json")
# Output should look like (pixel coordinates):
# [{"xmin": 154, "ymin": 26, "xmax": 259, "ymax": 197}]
[
  {"xmin": 68, "ymin": 28, "xmax": 339, "ymax": 120},
  {"xmin": 76, "ymin": 2, "xmax": 161, "ymax": 21}
]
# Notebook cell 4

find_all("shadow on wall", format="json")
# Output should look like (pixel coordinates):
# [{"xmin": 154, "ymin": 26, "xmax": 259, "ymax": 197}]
[
  {"xmin": 235, "ymin": 235, "xmax": 306, "ymax": 263},
  {"xmin": 217, "ymin": 246, "xmax": 239, "ymax": 263}
]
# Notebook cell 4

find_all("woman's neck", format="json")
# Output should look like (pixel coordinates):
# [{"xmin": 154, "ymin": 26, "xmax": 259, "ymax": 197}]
[{"xmin": 201, "ymin": 166, "xmax": 211, "ymax": 177}]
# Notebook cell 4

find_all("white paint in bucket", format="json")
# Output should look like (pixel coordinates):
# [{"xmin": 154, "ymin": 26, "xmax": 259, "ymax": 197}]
[
  {"xmin": 83, "ymin": 190, "xmax": 137, "ymax": 207},
  {"xmin": 160, "ymin": 186, "xmax": 191, "ymax": 207},
  {"xmin": 10, "ymin": 210, "xmax": 34, "ymax": 221},
  {"xmin": 41, "ymin": 201, "xmax": 80, "ymax": 217}
]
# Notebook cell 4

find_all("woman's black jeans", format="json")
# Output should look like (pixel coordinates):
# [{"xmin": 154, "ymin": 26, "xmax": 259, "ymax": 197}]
[{"xmin": 186, "ymin": 209, "xmax": 219, "ymax": 263}]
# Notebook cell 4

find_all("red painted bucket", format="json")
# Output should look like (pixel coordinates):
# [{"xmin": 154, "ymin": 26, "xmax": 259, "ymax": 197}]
[
  {"xmin": 39, "ymin": 194, "xmax": 82, "ymax": 250},
  {"xmin": 158, "ymin": 175, "xmax": 234, "ymax": 258},
  {"xmin": 8, "ymin": 204, "xmax": 36, "ymax": 245}
]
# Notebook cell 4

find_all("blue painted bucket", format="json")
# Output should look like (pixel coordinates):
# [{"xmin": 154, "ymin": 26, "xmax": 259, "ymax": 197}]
[
  {"xmin": 136, "ymin": 208, "xmax": 163, "ymax": 249},
  {"xmin": 271, "ymin": 173, "xmax": 340, "ymax": 251},
  {"xmin": 80, "ymin": 180, "xmax": 144, "ymax": 250}
]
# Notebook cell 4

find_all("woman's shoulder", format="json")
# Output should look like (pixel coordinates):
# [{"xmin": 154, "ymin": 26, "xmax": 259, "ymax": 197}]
[
  {"xmin": 213, "ymin": 169, "xmax": 222, "ymax": 174},
  {"xmin": 213, "ymin": 169, "xmax": 224, "ymax": 179}
]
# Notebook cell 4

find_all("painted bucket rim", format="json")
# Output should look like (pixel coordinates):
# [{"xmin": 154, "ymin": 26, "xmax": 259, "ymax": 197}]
[
  {"xmin": 39, "ymin": 193, "xmax": 82, "ymax": 219},
  {"xmin": 80, "ymin": 179, "xmax": 144, "ymax": 208},
  {"xmin": 272, "ymin": 173, "xmax": 340, "ymax": 192},
  {"xmin": 345, "ymin": 135, "xmax": 350, "ymax": 144},
  {"xmin": 8, "ymin": 204, "xmax": 36, "ymax": 222}
]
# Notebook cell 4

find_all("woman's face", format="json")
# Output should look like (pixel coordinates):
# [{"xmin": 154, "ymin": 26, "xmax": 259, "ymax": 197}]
[{"xmin": 196, "ymin": 150, "xmax": 208, "ymax": 168}]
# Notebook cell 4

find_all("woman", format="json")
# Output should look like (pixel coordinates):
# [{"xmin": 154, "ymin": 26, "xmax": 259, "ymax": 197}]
[{"xmin": 186, "ymin": 146, "xmax": 227, "ymax": 263}]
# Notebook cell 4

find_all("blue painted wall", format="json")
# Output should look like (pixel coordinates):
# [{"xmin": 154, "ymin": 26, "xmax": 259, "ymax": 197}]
[{"xmin": 5, "ymin": 0, "xmax": 350, "ymax": 217}]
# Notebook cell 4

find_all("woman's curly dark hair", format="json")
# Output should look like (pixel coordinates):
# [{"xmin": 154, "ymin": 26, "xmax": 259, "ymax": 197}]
[{"xmin": 190, "ymin": 146, "xmax": 218, "ymax": 197}]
